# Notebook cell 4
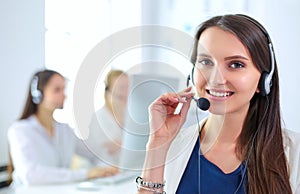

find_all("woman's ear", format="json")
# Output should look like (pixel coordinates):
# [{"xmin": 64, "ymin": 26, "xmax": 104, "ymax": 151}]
[{"xmin": 256, "ymin": 87, "xmax": 260, "ymax": 93}]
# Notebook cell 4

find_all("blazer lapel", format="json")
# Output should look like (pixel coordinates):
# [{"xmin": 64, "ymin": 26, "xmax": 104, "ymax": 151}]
[{"xmin": 164, "ymin": 118, "xmax": 207, "ymax": 193}]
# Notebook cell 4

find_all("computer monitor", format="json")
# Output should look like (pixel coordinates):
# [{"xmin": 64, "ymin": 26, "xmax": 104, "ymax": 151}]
[{"xmin": 118, "ymin": 73, "xmax": 179, "ymax": 170}]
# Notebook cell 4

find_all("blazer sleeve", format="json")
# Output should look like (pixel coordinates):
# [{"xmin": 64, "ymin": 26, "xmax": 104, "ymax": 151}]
[{"xmin": 283, "ymin": 129, "xmax": 300, "ymax": 194}]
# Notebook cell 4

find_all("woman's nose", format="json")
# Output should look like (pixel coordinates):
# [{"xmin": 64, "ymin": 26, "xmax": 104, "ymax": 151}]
[{"xmin": 208, "ymin": 66, "xmax": 226, "ymax": 85}]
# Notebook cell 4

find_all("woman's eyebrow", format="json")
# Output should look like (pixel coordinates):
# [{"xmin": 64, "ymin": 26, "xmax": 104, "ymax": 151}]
[
  {"xmin": 224, "ymin": 55, "xmax": 249, "ymax": 61},
  {"xmin": 197, "ymin": 53, "xmax": 213, "ymax": 58}
]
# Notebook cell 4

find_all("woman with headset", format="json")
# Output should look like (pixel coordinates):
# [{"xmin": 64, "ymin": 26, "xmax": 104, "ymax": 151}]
[
  {"xmin": 136, "ymin": 14, "xmax": 300, "ymax": 194},
  {"xmin": 7, "ymin": 70, "xmax": 118, "ymax": 186}
]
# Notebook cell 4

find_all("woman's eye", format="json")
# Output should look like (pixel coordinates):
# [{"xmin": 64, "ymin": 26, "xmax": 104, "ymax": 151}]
[
  {"xmin": 230, "ymin": 62, "xmax": 245, "ymax": 69},
  {"xmin": 197, "ymin": 59, "xmax": 213, "ymax": 66}
]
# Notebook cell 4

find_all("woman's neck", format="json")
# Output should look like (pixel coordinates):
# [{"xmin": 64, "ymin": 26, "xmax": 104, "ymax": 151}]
[
  {"xmin": 35, "ymin": 107, "xmax": 55, "ymax": 137},
  {"xmin": 106, "ymin": 103, "xmax": 125, "ymax": 128},
  {"xmin": 201, "ymin": 110, "xmax": 248, "ymax": 146}
]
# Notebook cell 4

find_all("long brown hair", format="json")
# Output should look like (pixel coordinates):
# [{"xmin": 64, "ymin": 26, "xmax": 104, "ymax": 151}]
[
  {"xmin": 191, "ymin": 14, "xmax": 292, "ymax": 194},
  {"xmin": 7, "ymin": 69, "xmax": 63, "ymax": 184},
  {"xmin": 20, "ymin": 69, "xmax": 62, "ymax": 119}
]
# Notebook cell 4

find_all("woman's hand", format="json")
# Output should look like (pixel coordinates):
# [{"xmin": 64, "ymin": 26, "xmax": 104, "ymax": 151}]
[
  {"xmin": 148, "ymin": 87, "xmax": 194, "ymax": 148},
  {"xmin": 87, "ymin": 166, "xmax": 119, "ymax": 179},
  {"xmin": 104, "ymin": 139, "xmax": 122, "ymax": 155}
]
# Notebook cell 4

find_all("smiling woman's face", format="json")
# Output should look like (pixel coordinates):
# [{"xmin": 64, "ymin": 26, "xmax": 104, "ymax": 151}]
[{"xmin": 194, "ymin": 26, "xmax": 261, "ymax": 115}]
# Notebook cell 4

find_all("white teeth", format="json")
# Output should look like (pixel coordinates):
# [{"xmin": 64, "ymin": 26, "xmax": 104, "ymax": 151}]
[{"xmin": 209, "ymin": 90, "xmax": 231, "ymax": 97}]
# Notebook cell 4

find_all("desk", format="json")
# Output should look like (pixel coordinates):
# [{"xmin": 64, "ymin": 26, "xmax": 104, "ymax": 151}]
[{"xmin": 2, "ymin": 179, "xmax": 136, "ymax": 194}]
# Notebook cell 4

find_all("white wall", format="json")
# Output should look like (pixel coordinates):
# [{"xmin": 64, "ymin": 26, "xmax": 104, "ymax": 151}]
[
  {"xmin": 0, "ymin": 0, "xmax": 45, "ymax": 165},
  {"xmin": 264, "ymin": 0, "xmax": 300, "ymax": 131}
]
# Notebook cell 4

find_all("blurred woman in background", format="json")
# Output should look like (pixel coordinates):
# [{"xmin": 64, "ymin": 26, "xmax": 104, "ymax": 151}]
[
  {"xmin": 7, "ymin": 69, "xmax": 118, "ymax": 186},
  {"xmin": 87, "ymin": 69, "xmax": 129, "ymax": 166}
]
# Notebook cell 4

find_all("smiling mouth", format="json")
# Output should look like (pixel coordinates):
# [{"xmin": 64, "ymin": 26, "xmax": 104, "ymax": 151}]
[{"xmin": 207, "ymin": 90, "xmax": 234, "ymax": 97}]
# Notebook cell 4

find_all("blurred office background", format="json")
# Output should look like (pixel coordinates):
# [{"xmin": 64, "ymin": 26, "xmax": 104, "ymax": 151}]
[{"xmin": 1, "ymin": 0, "xmax": 300, "ymax": 166}]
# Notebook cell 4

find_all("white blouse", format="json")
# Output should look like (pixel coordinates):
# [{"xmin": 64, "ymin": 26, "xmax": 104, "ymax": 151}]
[
  {"xmin": 86, "ymin": 106, "xmax": 123, "ymax": 166},
  {"xmin": 7, "ymin": 115, "xmax": 89, "ymax": 186}
]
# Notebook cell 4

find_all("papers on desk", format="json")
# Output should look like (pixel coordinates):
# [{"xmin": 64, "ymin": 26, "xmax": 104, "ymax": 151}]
[
  {"xmin": 92, "ymin": 171, "xmax": 139, "ymax": 185},
  {"xmin": 76, "ymin": 171, "xmax": 139, "ymax": 191},
  {"xmin": 77, "ymin": 181, "xmax": 102, "ymax": 191}
]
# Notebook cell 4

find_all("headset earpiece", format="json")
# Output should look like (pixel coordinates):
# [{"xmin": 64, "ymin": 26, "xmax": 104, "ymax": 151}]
[
  {"xmin": 186, "ymin": 67, "xmax": 195, "ymax": 87},
  {"xmin": 259, "ymin": 72, "xmax": 270, "ymax": 96},
  {"xmin": 186, "ymin": 74, "xmax": 191, "ymax": 87},
  {"xmin": 259, "ymin": 42, "xmax": 275, "ymax": 96},
  {"xmin": 236, "ymin": 14, "xmax": 275, "ymax": 96},
  {"xmin": 31, "ymin": 76, "xmax": 42, "ymax": 104}
]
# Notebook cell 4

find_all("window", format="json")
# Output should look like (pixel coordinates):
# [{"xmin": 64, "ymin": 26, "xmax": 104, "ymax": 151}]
[{"xmin": 45, "ymin": 0, "xmax": 141, "ymax": 126}]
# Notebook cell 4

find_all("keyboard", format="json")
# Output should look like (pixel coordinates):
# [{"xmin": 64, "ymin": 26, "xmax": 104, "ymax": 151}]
[
  {"xmin": 91, "ymin": 171, "xmax": 139, "ymax": 185},
  {"xmin": 77, "ymin": 181, "xmax": 103, "ymax": 191}
]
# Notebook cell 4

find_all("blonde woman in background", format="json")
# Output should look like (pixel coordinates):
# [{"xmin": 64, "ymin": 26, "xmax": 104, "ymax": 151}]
[{"xmin": 86, "ymin": 70, "xmax": 129, "ymax": 166}]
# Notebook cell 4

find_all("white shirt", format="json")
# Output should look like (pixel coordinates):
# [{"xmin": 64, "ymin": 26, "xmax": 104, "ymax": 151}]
[
  {"xmin": 7, "ymin": 115, "xmax": 88, "ymax": 186},
  {"xmin": 86, "ymin": 106, "xmax": 123, "ymax": 166}
]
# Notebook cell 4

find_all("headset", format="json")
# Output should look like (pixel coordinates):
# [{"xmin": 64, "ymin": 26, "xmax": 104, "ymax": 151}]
[
  {"xmin": 31, "ymin": 75, "xmax": 42, "ymax": 104},
  {"xmin": 187, "ymin": 14, "xmax": 275, "ymax": 97}
]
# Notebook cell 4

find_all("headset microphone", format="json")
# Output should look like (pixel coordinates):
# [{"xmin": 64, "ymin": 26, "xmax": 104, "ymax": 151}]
[
  {"xmin": 194, "ymin": 97, "xmax": 210, "ymax": 111},
  {"xmin": 187, "ymin": 70, "xmax": 210, "ymax": 111}
]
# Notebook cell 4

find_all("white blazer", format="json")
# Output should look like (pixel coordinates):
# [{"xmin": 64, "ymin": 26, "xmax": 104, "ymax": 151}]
[{"xmin": 164, "ymin": 118, "xmax": 300, "ymax": 193}]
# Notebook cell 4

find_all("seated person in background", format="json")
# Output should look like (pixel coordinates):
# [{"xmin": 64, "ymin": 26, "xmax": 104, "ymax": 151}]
[
  {"xmin": 7, "ymin": 69, "xmax": 118, "ymax": 186},
  {"xmin": 86, "ymin": 69, "xmax": 129, "ymax": 166}
]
